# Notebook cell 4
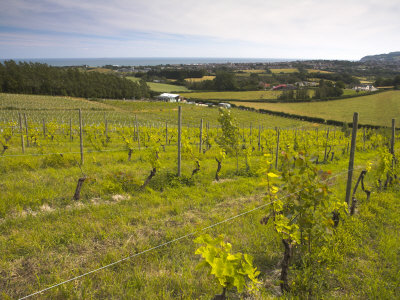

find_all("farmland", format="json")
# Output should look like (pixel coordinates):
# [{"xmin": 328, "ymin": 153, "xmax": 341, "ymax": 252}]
[
  {"xmin": 1, "ymin": 92, "xmax": 399, "ymax": 299},
  {"xmin": 126, "ymin": 76, "xmax": 190, "ymax": 93},
  {"xmin": 180, "ymin": 90, "xmax": 282, "ymax": 101},
  {"xmin": 269, "ymin": 68, "xmax": 299, "ymax": 73},
  {"xmin": 185, "ymin": 75, "xmax": 216, "ymax": 82},
  {"xmin": 232, "ymin": 90, "xmax": 400, "ymax": 127}
]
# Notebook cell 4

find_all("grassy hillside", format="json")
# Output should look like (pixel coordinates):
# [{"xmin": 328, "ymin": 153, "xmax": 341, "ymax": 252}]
[
  {"xmin": 232, "ymin": 90, "xmax": 400, "ymax": 127},
  {"xmin": 126, "ymin": 77, "xmax": 191, "ymax": 93},
  {"xmin": 0, "ymin": 93, "xmax": 307, "ymax": 128}
]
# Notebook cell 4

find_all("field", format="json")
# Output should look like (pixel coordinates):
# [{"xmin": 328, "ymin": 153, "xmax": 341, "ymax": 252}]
[
  {"xmin": 269, "ymin": 68, "xmax": 299, "ymax": 73},
  {"xmin": 180, "ymin": 90, "xmax": 282, "ymax": 101},
  {"xmin": 232, "ymin": 90, "xmax": 400, "ymax": 127},
  {"xmin": 126, "ymin": 76, "xmax": 191, "ymax": 93},
  {"xmin": 185, "ymin": 76, "xmax": 216, "ymax": 82},
  {"xmin": 307, "ymin": 69, "xmax": 333, "ymax": 74},
  {"xmin": 0, "ymin": 93, "xmax": 306, "ymax": 128},
  {"xmin": 1, "ymin": 92, "xmax": 399, "ymax": 299}
]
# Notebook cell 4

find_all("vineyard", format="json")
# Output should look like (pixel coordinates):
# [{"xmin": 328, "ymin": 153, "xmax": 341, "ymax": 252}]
[{"xmin": 0, "ymin": 93, "xmax": 399, "ymax": 299}]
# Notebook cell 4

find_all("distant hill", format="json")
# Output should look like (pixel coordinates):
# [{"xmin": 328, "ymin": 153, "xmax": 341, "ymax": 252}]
[{"xmin": 360, "ymin": 51, "xmax": 400, "ymax": 62}]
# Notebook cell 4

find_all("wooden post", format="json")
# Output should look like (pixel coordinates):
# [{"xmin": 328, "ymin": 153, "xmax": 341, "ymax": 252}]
[
  {"xmin": 79, "ymin": 109, "xmax": 84, "ymax": 165},
  {"xmin": 42, "ymin": 118, "xmax": 46, "ymax": 137},
  {"xmin": 177, "ymin": 106, "xmax": 182, "ymax": 176},
  {"xmin": 275, "ymin": 127, "xmax": 280, "ymax": 170},
  {"xmin": 391, "ymin": 119, "xmax": 396, "ymax": 172},
  {"xmin": 69, "ymin": 118, "xmax": 73, "ymax": 141},
  {"xmin": 18, "ymin": 112, "xmax": 25, "ymax": 153},
  {"xmin": 105, "ymin": 118, "xmax": 108, "ymax": 140},
  {"xmin": 199, "ymin": 118, "xmax": 203, "ymax": 153},
  {"xmin": 165, "ymin": 121, "xmax": 168, "ymax": 145},
  {"xmin": 390, "ymin": 119, "xmax": 395, "ymax": 156},
  {"xmin": 323, "ymin": 128, "xmax": 330, "ymax": 162},
  {"xmin": 250, "ymin": 123, "xmax": 252, "ymax": 145},
  {"xmin": 363, "ymin": 127, "xmax": 366, "ymax": 151},
  {"xmin": 23, "ymin": 113, "xmax": 29, "ymax": 147},
  {"xmin": 258, "ymin": 125, "xmax": 261, "ymax": 152},
  {"xmin": 345, "ymin": 112, "xmax": 359, "ymax": 206}
]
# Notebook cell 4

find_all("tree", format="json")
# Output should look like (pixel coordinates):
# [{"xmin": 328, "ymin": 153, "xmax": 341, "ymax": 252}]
[{"xmin": 214, "ymin": 71, "xmax": 237, "ymax": 91}]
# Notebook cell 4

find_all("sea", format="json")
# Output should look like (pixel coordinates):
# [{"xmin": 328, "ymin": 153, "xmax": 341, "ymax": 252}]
[{"xmin": 0, "ymin": 57, "xmax": 296, "ymax": 67}]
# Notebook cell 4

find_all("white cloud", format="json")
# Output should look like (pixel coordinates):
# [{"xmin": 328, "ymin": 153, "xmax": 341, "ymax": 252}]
[{"xmin": 1, "ymin": 0, "xmax": 399, "ymax": 59}]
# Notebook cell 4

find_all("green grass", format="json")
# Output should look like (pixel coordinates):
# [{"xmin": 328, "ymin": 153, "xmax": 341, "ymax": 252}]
[
  {"xmin": 0, "ymin": 92, "xmax": 399, "ymax": 299},
  {"xmin": 180, "ymin": 90, "xmax": 282, "ymax": 101},
  {"xmin": 0, "ymin": 93, "xmax": 307, "ymax": 128},
  {"xmin": 270, "ymin": 68, "xmax": 299, "ymax": 73},
  {"xmin": 232, "ymin": 90, "xmax": 400, "ymax": 127},
  {"xmin": 126, "ymin": 77, "xmax": 191, "ymax": 93}
]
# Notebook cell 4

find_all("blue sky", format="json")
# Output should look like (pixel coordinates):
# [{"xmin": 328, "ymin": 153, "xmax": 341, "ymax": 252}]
[{"xmin": 1, "ymin": 0, "xmax": 399, "ymax": 60}]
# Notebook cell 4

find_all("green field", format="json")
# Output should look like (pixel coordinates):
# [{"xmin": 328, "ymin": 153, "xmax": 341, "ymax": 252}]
[
  {"xmin": 270, "ymin": 68, "xmax": 299, "ymax": 73},
  {"xmin": 232, "ymin": 90, "xmax": 400, "ymax": 127},
  {"xmin": 185, "ymin": 75, "xmax": 216, "ymax": 82},
  {"xmin": 1, "ymin": 92, "xmax": 399, "ymax": 299},
  {"xmin": 181, "ymin": 90, "xmax": 282, "ymax": 101},
  {"xmin": 0, "ymin": 93, "xmax": 306, "ymax": 128},
  {"xmin": 127, "ymin": 77, "xmax": 191, "ymax": 93}
]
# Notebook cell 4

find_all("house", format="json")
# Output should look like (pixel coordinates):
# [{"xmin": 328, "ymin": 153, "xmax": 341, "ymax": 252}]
[
  {"xmin": 156, "ymin": 93, "xmax": 181, "ymax": 102},
  {"xmin": 218, "ymin": 103, "xmax": 231, "ymax": 109},
  {"xmin": 272, "ymin": 84, "xmax": 287, "ymax": 90},
  {"xmin": 272, "ymin": 84, "xmax": 296, "ymax": 90},
  {"xmin": 352, "ymin": 85, "xmax": 378, "ymax": 92}
]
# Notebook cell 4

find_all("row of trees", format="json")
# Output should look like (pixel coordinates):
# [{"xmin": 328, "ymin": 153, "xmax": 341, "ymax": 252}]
[
  {"xmin": 278, "ymin": 80, "xmax": 343, "ymax": 101},
  {"xmin": 375, "ymin": 75, "xmax": 400, "ymax": 87},
  {"xmin": 0, "ymin": 60, "xmax": 150, "ymax": 99}
]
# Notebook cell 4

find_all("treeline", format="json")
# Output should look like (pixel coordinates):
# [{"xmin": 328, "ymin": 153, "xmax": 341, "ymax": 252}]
[
  {"xmin": 375, "ymin": 75, "xmax": 400, "ymax": 88},
  {"xmin": 145, "ymin": 68, "xmax": 206, "ymax": 80},
  {"xmin": 279, "ymin": 80, "xmax": 343, "ymax": 101},
  {"xmin": 0, "ymin": 60, "xmax": 150, "ymax": 99}
]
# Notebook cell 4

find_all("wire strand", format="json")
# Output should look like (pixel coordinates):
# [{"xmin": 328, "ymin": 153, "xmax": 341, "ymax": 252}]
[{"xmin": 18, "ymin": 166, "xmax": 360, "ymax": 300}]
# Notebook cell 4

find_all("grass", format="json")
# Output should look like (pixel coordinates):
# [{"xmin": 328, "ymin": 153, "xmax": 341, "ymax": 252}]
[
  {"xmin": 0, "ymin": 92, "xmax": 399, "ymax": 299},
  {"xmin": 185, "ymin": 76, "xmax": 215, "ymax": 82},
  {"xmin": 269, "ymin": 68, "xmax": 299, "ymax": 73},
  {"xmin": 231, "ymin": 90, "xmax": 400, "ymax": 127},
  {"xmin": 126, "ymin": 77, "xmax": 191, "ymax": 93},
  {"xmin": 306, "ymin": 69, "xmax": 333, "ymax": 74},
  {"xmin": 180, "ymin": 90, "xmax": 282, "ymax": 101}
]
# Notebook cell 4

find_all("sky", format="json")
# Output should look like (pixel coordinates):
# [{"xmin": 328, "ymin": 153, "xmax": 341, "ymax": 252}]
[{"xmin": 0, "ymin": 0, "xmax": 399, "ymax": 60}]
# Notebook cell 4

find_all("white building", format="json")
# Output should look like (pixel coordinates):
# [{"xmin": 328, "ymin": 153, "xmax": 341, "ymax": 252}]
[
  {"xmin": 156, "ymin": 93, "xmax": 181, "ymax": 102},
  {"xmin": 352, "ymin": 85, "xmax": 378, "ymax": 92}
]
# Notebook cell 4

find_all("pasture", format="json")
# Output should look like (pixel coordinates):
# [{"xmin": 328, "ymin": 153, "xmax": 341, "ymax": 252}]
[
  {"xmin": 126, "ymin": 76, "xmax": 190, "ymax": 93},
  {"xmin": 231, "ymin": 90, "xmax": 400, "ymax": 127}
]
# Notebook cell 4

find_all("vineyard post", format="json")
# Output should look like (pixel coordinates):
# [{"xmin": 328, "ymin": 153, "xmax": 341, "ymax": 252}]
[
  {"xmin": 363, "ymin": 127, "xmax": 366, "ymax": 151},
  {"xmin": 69, "ymin": 118, "xmax": 73, "ymax": 141},
  {"xmin": 137, "ymin": 123, "xmax": 141, "ymax": 150},
  {"xmin": 104, "ymin": 112, "xmax": 108, "ymax": 139},
  {"xmin": 42, "ymin": 118, "xmax": 46, "ymax": 137},
  {"xmin": 18, "ymin": 112, "xmax": 25, "ymax": 153},
  {"xmin": 177, "ymin": 106, "xmax": 182, "ymax": 176},
  {"xmin": 79, "ymin": 109, "xmax": 84, "ymax": 165},
  {"xmin": 323, "ymin": 128, "xmax": 330, "ymax": 162},
  {"xmin": 275, "ymin": 127, "xmax": 280, "ymax": 170},
  {"xmin": 134, "ymin": 115, "xmax": 137, "ymax": 141},
  {"xmin": 165, "ymin": 121, "xmax": 168, "ymax": 145},
  {"xmin": 199, "ymin": 118, "xmax": 203, "ymax": 153},
  {"xmin": 250, "ymin": 123, "xmax": 252, "ymax": 145},
  {"xmin": 258, "ymin": 125, "xmax": 261, "ymax": 151},
  {"xmin": 23, "ymin": 113, "xmax": 29, "ymax": 147},
  {"xmin": 391, "ymin": 119, "xmax": 396, "ymax": 169},
  {"xmin": 345, "ymin": 112, "xmax": 359, "ymax": 206}
]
